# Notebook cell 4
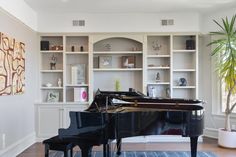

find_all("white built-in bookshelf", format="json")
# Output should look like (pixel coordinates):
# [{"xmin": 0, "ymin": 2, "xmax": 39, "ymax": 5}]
[
  {"xmin": 36, "ymin": 33, "xmax": 199, "ymax": 137},
  {"xmin": 38, "ymin": 33, "xmax": 199, "ymax": 104}
]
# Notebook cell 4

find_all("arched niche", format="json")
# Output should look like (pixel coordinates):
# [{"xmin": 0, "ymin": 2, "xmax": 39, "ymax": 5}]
[{"xmin": 93, "ymin": 37, "xmax": 143, "ymax": 52}]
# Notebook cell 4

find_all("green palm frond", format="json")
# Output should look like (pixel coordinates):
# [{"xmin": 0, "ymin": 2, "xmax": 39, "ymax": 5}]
[{"xmin": 208, "ymin": 15, "xmax": 236, "ymax": 116}]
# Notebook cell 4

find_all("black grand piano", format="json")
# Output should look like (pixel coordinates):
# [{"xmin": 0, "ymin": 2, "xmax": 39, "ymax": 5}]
[{"xmin": 58, "ymin": 89, "xmax": 204, "ymax": 157}]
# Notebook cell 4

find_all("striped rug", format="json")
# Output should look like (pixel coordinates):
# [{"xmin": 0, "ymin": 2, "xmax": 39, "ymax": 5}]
[{"xmin": 50, "ymin": 151, "xmax": 217, "ymax": 157}]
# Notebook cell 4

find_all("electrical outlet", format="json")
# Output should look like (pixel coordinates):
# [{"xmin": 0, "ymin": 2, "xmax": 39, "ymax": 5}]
[{"xmin": 2, "ymin": 134, "xmax": 6, "ymax": 149}]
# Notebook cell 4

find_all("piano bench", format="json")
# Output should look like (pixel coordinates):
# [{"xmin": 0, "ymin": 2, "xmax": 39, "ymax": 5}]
[{"xmin": 43, "ymin": 135, "xmax": 74, "ymax": 157}]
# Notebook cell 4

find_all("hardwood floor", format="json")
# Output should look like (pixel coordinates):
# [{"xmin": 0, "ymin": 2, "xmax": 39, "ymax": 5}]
[{"xmin": 17, "ymin": 137, "xmax": 235, "ymax": 157}]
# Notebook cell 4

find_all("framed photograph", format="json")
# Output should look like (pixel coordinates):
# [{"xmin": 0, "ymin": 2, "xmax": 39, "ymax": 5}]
[
  {"xmin": 71, "ymin": 64, "xmax": 86, "ymax": 84},
  {"xmin": 99, "ymin": 56, "xmax": 112, "ymax": 68},
  {"xmin": 122, "ymin": 56, "xmax": 136, "ymax": 68},
  {"xmin": 147, "ymin": 85, "xmax": 156, "ymax": 98},
  {"xmin": 47, "ymin": 91, "xmax": 59, "ymax": 102}
]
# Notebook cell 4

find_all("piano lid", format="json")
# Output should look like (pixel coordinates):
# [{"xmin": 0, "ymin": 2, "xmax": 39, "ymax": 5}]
[
  {"xmin": 87, "ymin": 89, "xmax": 203, "ymax": 112},
  {"xmin": 94, "ymin": 89, "xmax": 202, "ymax": 103}
]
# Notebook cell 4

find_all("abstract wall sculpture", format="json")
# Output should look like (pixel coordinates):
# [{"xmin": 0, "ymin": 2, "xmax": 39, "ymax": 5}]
[{"xmin": 0, "ymin": 32, "xmax": 25, "ymax": 96}]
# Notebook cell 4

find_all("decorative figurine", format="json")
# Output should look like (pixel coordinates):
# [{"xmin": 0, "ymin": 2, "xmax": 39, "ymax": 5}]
[
  {"xmin": 152, "ymin": 40, "xmax": 162, "ymax": 54},
  {"xmin": 149, "ymin": 86, "xmax": 156, "ymax": 97},
  {"xmin": 50, "ymin": 55, "xmax": 57, "ymax": 70},
  {"xmin": 104, "ymin": 44, "xmax": 111, "ymax": 51},
  {"xmin": 80, "ymin": 46, "xmax": 84, "ymax": 52},
  {"xmin": 115, "ymin": 79, "xmax": 121, "ymax": 91},
  {"xmin": 179, "ymin": 78, "xmax": 187, "ymax": 86},
  {"xmin": 186, "ymin": 36, "xmax": 195, "ymax": 50},
  {"xmin": 155, "ymin": 72, "xmax": 160, "ymax": 82},
  {"xmin": 166, "ymin": 88, "xmax": 170, "ymax": 98},
  {"xmin": 71, "ymin": 46, "xmax": 75, "ymax": 52},
  {"xmin": 58, "ymin": 78, "xmax": 62, "ymax": 87}
]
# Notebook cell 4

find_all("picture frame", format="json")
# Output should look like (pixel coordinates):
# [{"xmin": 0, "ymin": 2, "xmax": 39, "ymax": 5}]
[
  {"xmin": 147, "ymin": 85, "xmax": 156, "ymax": 98},
  {"xmin": 99, "ymin": 56, "xmax": 112, "ymax": 68},
  {"xmin": 121, "ymin": 56, "xmax": 136, "ymax": 68},
  {"xmin": 71, "ymin": 64, "xmax": 86, "ymax": 84},
  {"xmin": 47, "ymin": 91, "xmax": 59, "ymax": 102}
]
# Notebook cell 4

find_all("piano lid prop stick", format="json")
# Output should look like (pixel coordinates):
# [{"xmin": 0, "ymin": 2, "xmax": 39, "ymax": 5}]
[{"xmin": 106, "ymin": 96, "xmax": 108, "ymax": 112}]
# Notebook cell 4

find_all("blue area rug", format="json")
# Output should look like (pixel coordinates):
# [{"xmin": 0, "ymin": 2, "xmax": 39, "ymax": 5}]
[{"xmin": 50, "ymin": 151, "xmax": 217, "ymax": 157}]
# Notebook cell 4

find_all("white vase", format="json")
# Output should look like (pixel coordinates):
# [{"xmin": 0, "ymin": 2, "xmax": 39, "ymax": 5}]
[{"xmin": 218, "ymin": 128, "xmax": 236, "ymax": 148}]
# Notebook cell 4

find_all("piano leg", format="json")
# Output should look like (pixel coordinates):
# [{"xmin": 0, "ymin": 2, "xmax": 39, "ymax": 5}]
[
  {"xmin": 190, "ymin": 136, "xmax": 198, "ymax": 157},
  {"xmin": 79, "ymin": 145, "xmax": 93, "ymax": 157},
  {"xmin": 103, "ymin": 142, "xmax": 110, "ymax": 157},
  {"xmin": 44, "ymin": 144, "xmax": 49, "ymax": 157},
  {"xmin": 116, "ymin": 138, "xmax": 122, "ymax": 156}
]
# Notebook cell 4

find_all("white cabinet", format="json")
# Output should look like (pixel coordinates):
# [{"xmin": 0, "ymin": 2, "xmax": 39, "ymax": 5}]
[
  {"xmin": 35, "ymin": 103, "xmax": 88, "ymax": 138},
  {"xmin": 36, "ymin": 104, "xmax": 63, "ymax": 138}
]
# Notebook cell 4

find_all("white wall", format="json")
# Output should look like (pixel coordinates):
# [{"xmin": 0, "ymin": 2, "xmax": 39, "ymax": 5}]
[
  {"xmin": 0, "ymin": 0, "xmax": 37, "ymax": 31},
  {"xmin": 37, "ymin": 12, "xmax": 201, "ymax": 33},
  {"xmin": 0, "ymin": 9, "xmax": 38, "ymax": 157},
  {"xmin": 202, "ymin": 7, "xmax": 236, "ymax": 33}
]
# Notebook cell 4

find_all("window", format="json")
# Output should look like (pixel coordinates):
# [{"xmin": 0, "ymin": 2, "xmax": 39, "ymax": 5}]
[{"xmin": 221, "ymin": 82, "xmax": 236, "ymax": 113}]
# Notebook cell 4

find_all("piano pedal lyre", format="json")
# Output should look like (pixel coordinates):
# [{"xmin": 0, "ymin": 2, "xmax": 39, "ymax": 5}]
[{"xmin": 134, "ymin": 100, "xmax": 138, "ymax": 107}]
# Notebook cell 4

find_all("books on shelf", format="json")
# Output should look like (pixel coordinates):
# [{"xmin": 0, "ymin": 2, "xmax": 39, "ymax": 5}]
[{"xmin": 71, "ymin": 64, "xmax": 86, "ymax": 84}]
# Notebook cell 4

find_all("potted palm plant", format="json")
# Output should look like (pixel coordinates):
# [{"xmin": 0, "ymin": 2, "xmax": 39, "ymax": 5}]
[{"xmin": 208, "ymin": 15, "xmax": 236, "ymax": 148}]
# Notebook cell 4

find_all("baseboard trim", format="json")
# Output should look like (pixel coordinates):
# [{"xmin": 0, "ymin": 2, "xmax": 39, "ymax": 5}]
[
  {"xmin": 0, "ymin": 132, "xmax": 36, "ymax": 157},
  {"xmin": 204, "ymin": 128, "xmax": 218, "ymax": 139}
]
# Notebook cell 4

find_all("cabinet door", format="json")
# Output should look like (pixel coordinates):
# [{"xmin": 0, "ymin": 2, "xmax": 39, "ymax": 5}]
[
  {"xmin": 37, "ymin": 105, "xmax": 63, "ymax": 138},
  {"xmin": 63, "ymin": 105, "xmax": 88, "ymax": 128}
]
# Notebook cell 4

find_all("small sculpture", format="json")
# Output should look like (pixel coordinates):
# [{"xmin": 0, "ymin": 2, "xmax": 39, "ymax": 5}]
[
  {"xmin": 166, "ymin": 88, "xmax": 170, "ymax": 98},
  {"xmin": 45, "ymin": 83, "xmax": 52, "ymax": 87},
  {"xmin": 149, "ymin": 86, "xmax": 156, "ymax": 97},
  {"xmin": 71, "ymin": 46, "xmax": 75, "ymax": 52},
  {"xmin": 155, "ymin": 72, "xmax": 160, "ymax": 82},
  {"xmin": 186, "ymin": 36, "xmax": 195, "ymax": 50},
  {"xmin": 179, "ymin": 78, "xmax": 187, "ymax": 86},
  {"xmin": 152, "ymin": 40, "xmax": 162, "ymax": 54},
  {"xmin": 80, "ymin": 46, "xmax": 84, "ymax": 52},
  {"xmin": 115, "ymin": 79, "xmax": 121, "ymax": 91},
  {"xmin": 123, "ymin": 58, "xmax": 134, "ymax": 68},
  {"xmin": 104, "ymin": 44, "xmax": 111, "ymax": 51},
  {"xmin": 50, "ymin": 55, "xmax": 57, "ymax": 70},
  {"xmin": 58, "ymin": 78, "xmax": 62, "ymax": 87}
]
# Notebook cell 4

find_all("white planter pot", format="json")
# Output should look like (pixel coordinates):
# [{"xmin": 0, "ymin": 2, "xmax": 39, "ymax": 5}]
[{"xmin": 218, "ymin": 128, "xmax": 236, "ymax": 148}]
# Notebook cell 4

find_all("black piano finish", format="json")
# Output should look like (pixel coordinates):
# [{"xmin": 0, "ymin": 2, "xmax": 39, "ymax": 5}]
[{"xmin": 58, "ymin": 90, "xmax": 204, "ymax": 157}]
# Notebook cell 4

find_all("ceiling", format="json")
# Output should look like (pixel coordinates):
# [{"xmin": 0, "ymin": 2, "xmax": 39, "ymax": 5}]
[{"xmin": 24, "ymin": 0, "xmax": 236, "ymax": 13}]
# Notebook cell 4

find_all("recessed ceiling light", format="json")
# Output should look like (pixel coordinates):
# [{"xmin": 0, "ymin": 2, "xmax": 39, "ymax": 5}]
[{"xmin": 61, "ymin": 0, "xmax": 69, "ymax": 2}]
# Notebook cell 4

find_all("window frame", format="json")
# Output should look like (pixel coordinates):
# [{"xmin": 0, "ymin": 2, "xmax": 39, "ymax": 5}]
[{"xmin": 210, "ymin": 36, "xmax": 236, "ymax": 116}]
